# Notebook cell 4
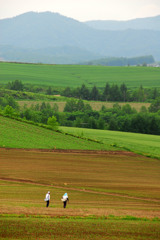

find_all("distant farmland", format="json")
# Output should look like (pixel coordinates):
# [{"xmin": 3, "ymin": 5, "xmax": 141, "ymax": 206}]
[
  {"xmin": 18, "ymin": 100, "xmax": 151, "ymax": 112},
  {"xmin": 0, "ymin": 62, "xmax": 160, "ymax": 89}
]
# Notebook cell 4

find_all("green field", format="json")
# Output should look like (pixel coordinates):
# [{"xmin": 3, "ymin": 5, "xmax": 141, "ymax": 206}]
[
  {"xmin": 1, "ymin": 116, "xmax": 160, "ymax": 158},
  {"xmin": 0, "ymin": 116, "xmax": 112, "ymax": 150},
  {"xmin": 1, "ymin": 215, "xmax": 159, "ymax": 240},
  {"xmin": 1, "ymin": 61, "xmax": 160, "ymax": 239},
  {"xmin": 0, "ymin": 62, "xmax": 160, "ymax": 88},
  {"xmin": 60, "ymin": 126, "xmax": 160, "ymax": 159}
]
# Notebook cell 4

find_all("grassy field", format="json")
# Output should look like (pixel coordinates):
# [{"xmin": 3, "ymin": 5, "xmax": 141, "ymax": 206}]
[
  {"xmin": 0, "ymin": 62, "xmax": 160, "ymax": 89},
  {"xmin": 0, "ymin": 215, "xmax": 160, "ymax": 240},
  {"xmin": 0, "ymin": 116, "xmax": 113, "ymax": 151},
  {"xmin": 18, "ymin": 99, "xmax": 151, "ymax": 112},
  {"xmin": 60, "ymin": 126, "xmax": 160, "ymax": 159},
  {"xmin": 0, "ymin": 148, "xmax": 160, "ymax": 239},
  {"xmin": 1, "ymin": 115, "xmax": 160, "ymax": 158}
]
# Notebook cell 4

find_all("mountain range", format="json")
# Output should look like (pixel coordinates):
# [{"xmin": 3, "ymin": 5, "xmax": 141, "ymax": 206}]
[
  {"xmin": 85, "ymin": 15, "xmax": 160, "ymax": 31},
  {"xmin": 0, "ymin": 12, "xmax": 160, "ymax": 64}
]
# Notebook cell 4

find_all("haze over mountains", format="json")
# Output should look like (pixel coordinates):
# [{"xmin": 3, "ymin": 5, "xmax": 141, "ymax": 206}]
[
  {"xmin": 0, "ymin": 11, "xmax": 160, "ymax": 64},
  {"xmin": 85, "ymin": 15, "xmax": 160, "ymax": 31}
]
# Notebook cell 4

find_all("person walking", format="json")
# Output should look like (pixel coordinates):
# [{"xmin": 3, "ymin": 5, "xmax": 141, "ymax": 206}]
[
  {"xmin": 61, "ymin": 193, "xmax": 69, "ymax": 208},
  {"xmin": 45, "ymin": 191, "xmax": 50, "ymax": 207}
]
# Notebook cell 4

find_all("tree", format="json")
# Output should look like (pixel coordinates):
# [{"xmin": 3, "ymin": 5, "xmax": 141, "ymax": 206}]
[
  {"xmin": 64, "ymin": 99, "xmax": 77, "ymax": 112},
  {"xmin": 46, "ymin": 86, "xmax": 53, "ymax": 95},
  {"xmin": 63, "ymin": 87, "xmax": 72, "ymax": 97},
  {"xmin": 120, "ymin": 83, "xmax": 127, "ymax": 102},
  {"xmin": 152, "ymin": 88, "xmax": 159, "ymax": 100},
  {"xmin": 103, "ymin": 83, "xmax": 110, "ymax": 101},
  {"xmin": 77, "ymin": 99, "xmax": 85, "ymax": 111},
  {"xmin": 90, "ymin": 86, "xmax": 99, "ymax": 100},
  {"xmin": 149, "ymin": 97, "xmax": 160, "ymax": 112},
  {"xmin": 138, "ymin": 85, "xmax": 145, "ymax": 102},
  {"xmin": 7, "ymin": 80, "xmax": 24, "ymax": 91},
  {"xmin": 3, "ymin": 105, "xmax": 15, "ymax": 116},
  {"xmin": 40, "ymin": 102, "xmax": 47, "ymax": 111},
  {"xmin": 122, "ymin": 104, "xmax": 136, "ymax": 114},
  {"xmin": 80, "ymin": 84, "xmax": 90, "ymax": 100},
  {"xmin": 110, "ymin": 84, "xmax": 121, "ymax": 101},
  {"xmin": 47, "ymin": 116, "xmax": 59, "ymax": 130},
  {"xmin": 1, "ymin": 95, "xmax": 19, "ymax": 110},
  {"xmin": 97, "ymin": 117, "xmax": 105, "ymax": 129}
]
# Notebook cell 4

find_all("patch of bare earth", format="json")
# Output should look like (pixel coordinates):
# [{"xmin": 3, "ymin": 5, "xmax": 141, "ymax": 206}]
[
  {"xmin": 0, "ymin": 148, "xmax": 160, "ymax": 219},
  {"xmin": 0, "ymin": 147, "xmax": 137, "ymax": 156}
]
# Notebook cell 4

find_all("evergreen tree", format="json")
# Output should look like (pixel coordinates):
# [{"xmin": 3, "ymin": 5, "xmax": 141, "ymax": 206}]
[
  {"xmin": 7, "ymin": 80, "xmax": 24, "ymax": 91},
  {"xmin": 80, "ymin": 84, "xmax": 90, "ymax": 100},
  {"xmin": 120, "ymin": 83, "xmax": 127, "ymax": 102},
  {"xmin": 103, "ymin": 83, "xmax": 110, "ymax": 101},
  {"xmin": 149, "ymin": 97, "xmax": 160, "ymax": 112},
  {"xmin": 90, "ymin": 86, "xmax": 99, "ymax": 100}
]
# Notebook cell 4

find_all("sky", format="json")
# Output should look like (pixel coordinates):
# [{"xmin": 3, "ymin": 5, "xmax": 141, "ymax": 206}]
[{"xmin": 0, "ymin": 0, "xmax": 160, "ymax": 21}]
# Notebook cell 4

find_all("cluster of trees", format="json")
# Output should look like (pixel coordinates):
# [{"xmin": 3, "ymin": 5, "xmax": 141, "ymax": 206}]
[
  {"xmin": 59, "ymin": 98, "xmax": 160, "ymax": 135},
  {"xmin": 62, "ymin": 84, "xmax": 160, "ymax": 102},
  {"xmin": 84, "ymin": 55, "xmax": 155, "ymax": 66},
  {"xmin": 6, "ymin": 80, "xmax": 59, "ymax": 95},
  {"xmin": 1, "ymin": 95, "xmax": 160, "ymax": 135},
  {"xmin": 0, "ymin": 95, "xmax": 19, "ymax": 110},
  {"xmin": 5, "ymin": 80, "xmax": 160, "ymax": 103}
]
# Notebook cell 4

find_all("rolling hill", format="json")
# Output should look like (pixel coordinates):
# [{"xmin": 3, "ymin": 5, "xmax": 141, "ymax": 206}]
[
  {"xmin": 85, "ymin": 15, "xmax": 160, "ymax": 31},
  {"xmin": 0, "ymin": 115, "xmax": 160, "ymax": 159},
  {"xmin": 0, "ymin": 115, "xmax": 111, "ymax": 150},
  {"xmin": 0, "ymin": 12, "xmax": 160, "ymax": 63},
  {"xmin": 0, "ymin": 62, "xmax": 160, "ymax": 89}
]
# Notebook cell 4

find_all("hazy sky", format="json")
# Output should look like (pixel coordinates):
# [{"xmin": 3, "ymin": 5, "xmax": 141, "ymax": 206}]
[{"xmin": 1, "ymin": 0, "xmax": 160, "ymax": 21}]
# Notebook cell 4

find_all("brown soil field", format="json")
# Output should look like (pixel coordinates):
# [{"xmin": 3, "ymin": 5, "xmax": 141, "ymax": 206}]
[{"xmin": 0, "ymin": 148, "xmax": 160, "ymax": 218}]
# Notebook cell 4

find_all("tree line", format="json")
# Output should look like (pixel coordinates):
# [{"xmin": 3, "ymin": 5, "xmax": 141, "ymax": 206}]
[
  {"xmin": 62, "ymin": 83, "xmax": 160, "ymax": 102},
  {"xmin": 0, "ymin": 95, "xmax": 160, "ymax": 135},
  {"xmin": 4, "ymin": 80, "xmax": 160, "ymax": 102}
]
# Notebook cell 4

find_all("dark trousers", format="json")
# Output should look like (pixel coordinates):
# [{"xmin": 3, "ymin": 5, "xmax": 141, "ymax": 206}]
[
  {"xmin": 46, "ymin": 200, "xmax": 49, "ymax": 207},
  {"xmin": 63, "ymin": 200, "xmax": 67, "ymax": 208}
]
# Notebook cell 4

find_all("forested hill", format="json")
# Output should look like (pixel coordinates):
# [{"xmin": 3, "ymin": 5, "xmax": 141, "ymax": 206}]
[
  {"xmin": 0, "ymin": 12, "xmax": 160, "ymax": 63},
  {"xmin": 81, "ymin": 55, "xmax": 155, "ymax": 66},
  {"xmin": 85, "ymin": 15, "xmax": 160, "ymax": 31}
]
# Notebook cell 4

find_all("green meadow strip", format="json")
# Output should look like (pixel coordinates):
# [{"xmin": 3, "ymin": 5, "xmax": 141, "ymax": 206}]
[
  {"xmin": 0, "ymin": 214, "xmax": 159, "ymax": 222},
  {"xmin": 60, "ymin": 126, "xmax": 160, "ymax": 159},
  {"xmin": 1, "ymin": 62, "xmax": 160, "ymax": 89}
]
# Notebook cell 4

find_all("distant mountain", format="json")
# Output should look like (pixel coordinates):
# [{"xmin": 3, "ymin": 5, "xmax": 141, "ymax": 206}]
[
  {"xmin": 0, "ymin": 45, "xmax": 102, "ymax": 64},
  {"xmin": 0, "ymin": 12, "xmax": 160, "ymax": 63},
  {"xmin": 81, "ymin": 55, "xmax": 155, "ymax": 66},
  {"xmin": 85, "ymin": 15, "xmax": 160, "ymax": 31}
]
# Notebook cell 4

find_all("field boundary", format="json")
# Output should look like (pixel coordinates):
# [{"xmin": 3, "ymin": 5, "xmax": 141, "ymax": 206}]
[{"xmin": 0, "ymin": 147, "xmax": 137, "ymax": 156}]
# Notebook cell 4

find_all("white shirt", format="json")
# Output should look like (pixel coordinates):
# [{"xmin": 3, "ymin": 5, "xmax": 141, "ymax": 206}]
[{"xmin": 46, "ymin": 193, "xmax": 50, "ymax": 201}]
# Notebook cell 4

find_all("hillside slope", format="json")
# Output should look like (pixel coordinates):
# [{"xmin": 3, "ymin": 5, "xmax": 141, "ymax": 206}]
[
  {"xmin": 61, "ymin": 126, "xmax": 160, "ymax": 159},
  {"xmin": 0, "ymin": 116, "xmax": 113, "ymax": 150},
  {"xmin": 1, "ymin": 62, "xmax": 160, "ymax": 89},
  {"xmin": 85, "ymin": 15, "xmax": 160, "ymax": 31}
]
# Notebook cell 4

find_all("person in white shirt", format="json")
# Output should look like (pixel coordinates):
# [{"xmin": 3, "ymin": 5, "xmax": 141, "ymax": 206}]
[
  {"xmin": 45, "ymin": 191, "xmax": 50, "ymax": 207},
  {"xmin": 61, "ymin": 193, "xmax": 69, "ymax": 208}
]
